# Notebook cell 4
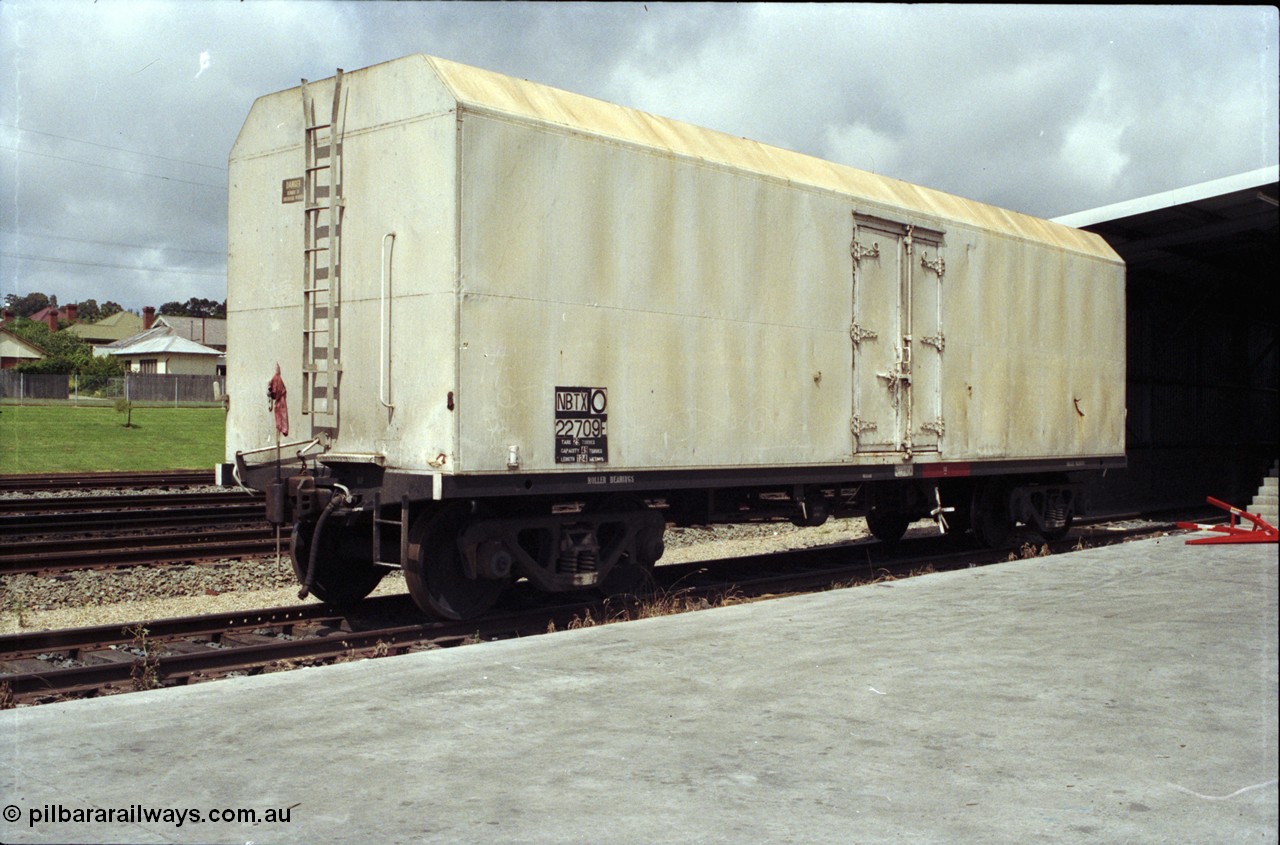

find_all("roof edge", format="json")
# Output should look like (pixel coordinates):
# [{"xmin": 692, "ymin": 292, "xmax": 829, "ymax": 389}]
[{"xmin": 1052, "ymin": 165, "xmax": 1280, "ymax": 228}]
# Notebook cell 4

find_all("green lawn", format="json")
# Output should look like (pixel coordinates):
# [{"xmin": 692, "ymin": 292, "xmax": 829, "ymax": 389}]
[{"xmin": 0, "ymin": 404, "xmax": 226, "ymax": 474}]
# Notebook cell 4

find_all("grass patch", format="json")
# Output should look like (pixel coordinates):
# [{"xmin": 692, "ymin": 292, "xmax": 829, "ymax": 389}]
[{"xmin": 0, "ymin": 404, "xmax": 225, "ymax": 474}]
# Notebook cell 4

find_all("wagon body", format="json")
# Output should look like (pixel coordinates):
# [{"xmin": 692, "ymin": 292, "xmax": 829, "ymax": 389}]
[{"xmin": 227, "ymin": 54, "xmax": 1124, "ymax": 492}]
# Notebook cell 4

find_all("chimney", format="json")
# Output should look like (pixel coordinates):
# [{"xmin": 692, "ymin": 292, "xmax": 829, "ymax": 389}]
[
  {"xmin": 64, "ymin": 303, "xmax": 78, "ymax": 324},
  {"xmin": 1, "ymin": 309, "xmax": 13, "ymax": 327},
  {"xmin": 143, "ymin": 306, "xmax": 156, "ymax": 330},
  {"xmin": 46, "ymin": 310, "xmax": 58, "ymax": 331}
]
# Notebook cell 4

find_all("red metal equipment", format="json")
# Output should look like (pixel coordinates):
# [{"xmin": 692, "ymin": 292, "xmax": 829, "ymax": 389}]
[{"xmin": 1177, "ymin": 497, "xmax": 1279, "ymax": 545}]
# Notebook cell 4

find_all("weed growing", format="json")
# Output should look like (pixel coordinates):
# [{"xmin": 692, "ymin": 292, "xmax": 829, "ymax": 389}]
[
  {"xmin": 559, "ymin": 586, "xmax": 747, "ymax": 631},
  {"xmin": 1008, "ymin": 542, "xmax": 1052, "ymax": 561},
  {"xmin": 125, "ymin": 625, "xmax": 161, "ymax": 691}
]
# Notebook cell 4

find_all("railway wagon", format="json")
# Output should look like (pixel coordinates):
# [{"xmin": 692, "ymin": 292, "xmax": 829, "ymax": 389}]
[{"xmin": 226, "ymin": 54, "xmax": 1126, "ymax": 619}]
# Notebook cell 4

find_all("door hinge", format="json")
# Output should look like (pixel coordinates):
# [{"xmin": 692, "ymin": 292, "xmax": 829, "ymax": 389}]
[
  {"xmin": 851, "ymin": 239, "xmax": 880, "ymax": 264},
  {"xmin": 921, "ymin": 253, "xmax": 945, "ymax": 279},
  {"xmin": 921, "ymin": 417, "xmax": 946, "ymax": 438},
  {"xmin": 921, "ymin": 332, "xmax": 945, "ymax": 352},
  {"xmin": 850, "ymin": 321, "xmax": 879, "ymax": 346},
  {"xmin": 851, "ymin": 416, "xmax": 878, "ymax": 438}
]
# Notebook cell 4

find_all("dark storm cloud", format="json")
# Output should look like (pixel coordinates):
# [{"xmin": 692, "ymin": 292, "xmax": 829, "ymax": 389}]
[{"xmin": 1, "ymin": 2, "xmax": 1275, "ymax": 310}]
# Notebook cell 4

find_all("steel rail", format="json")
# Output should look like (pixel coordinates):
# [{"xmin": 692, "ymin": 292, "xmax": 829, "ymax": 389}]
[
  {"xmin": 1, "ymin": 536, "xmax": 283, "ymax": 575},
  {"xmin": 0, "ymin": 520, "xmax": 1193, "ymax": 705},
  {"xmin": 4, "ymin": 526, "xmax": 275, "ymax": 557},
  {"xmin": 2, "ymin": 506, "xmax": 266, "ymax": 536},
  {"xmin": 0, "ymin": 491, "xmax": 261, "ymax": 515},
  {"xmin": 0, "ymin": 470, "xmax": 215, "ymax": 492},
  {"xmin": 0, "ymin": 598, "xmax": 383, "ymax": 658},
  {"xmin": 0, "ymin": 599, "xmax": 591, "ymax": 701}
]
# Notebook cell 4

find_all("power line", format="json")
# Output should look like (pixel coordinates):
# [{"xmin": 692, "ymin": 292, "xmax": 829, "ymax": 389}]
[
  {"xmin": 0, "ymin": 229, "xmax": 224, "ymax": 258},
  {"xmin": 0, "ymin": 122, "xmax": 225, "ymax": 172},
  {"xmin": 0, "ymin": 145, "xmax": 226, "ymax": 190},
  {"xmin": 0, "ymin": 251, "xmax": 224, "ymax": 278}
]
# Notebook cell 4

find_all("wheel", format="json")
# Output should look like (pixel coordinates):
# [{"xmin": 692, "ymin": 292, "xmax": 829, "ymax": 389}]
[
  {"xmin": 290, "ymin": 519, "xmax": 386, "ymax": 606},
  {"xmin": 866, "ymin": 506, "xmax": 911, "ymax": 545},
  {"xmin": 404, "ymin": 505, "xmax": 505, "ymax": 621},
  {"xmin": 970, "ymin": 482, "xmax": 1014, "ymax": 548}
]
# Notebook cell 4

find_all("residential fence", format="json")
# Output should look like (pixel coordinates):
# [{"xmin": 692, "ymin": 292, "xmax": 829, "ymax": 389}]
[{"xmin": 0, "ymin": 372, "xmax": 227, "ymax": 406}]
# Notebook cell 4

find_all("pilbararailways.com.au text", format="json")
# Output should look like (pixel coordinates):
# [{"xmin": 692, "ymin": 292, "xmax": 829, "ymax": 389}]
[{"xmin": 5, "ymin": 802, "xmax": 298, "ymax": 829}]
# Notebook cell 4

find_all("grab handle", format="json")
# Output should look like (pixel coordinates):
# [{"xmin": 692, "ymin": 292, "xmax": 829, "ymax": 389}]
[{"xmin": 380, "ymin": 232, "xmax": 396, "ymax": 410}]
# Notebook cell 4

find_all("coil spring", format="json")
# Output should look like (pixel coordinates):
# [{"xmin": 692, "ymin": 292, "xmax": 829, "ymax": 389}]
[
  {"xmin": 557, "ymin": 525, "xmax": 600, "ymax": 573},
  {"xmin": 558, "ymin": 548, "xmax": 599, "ymax": 574}
]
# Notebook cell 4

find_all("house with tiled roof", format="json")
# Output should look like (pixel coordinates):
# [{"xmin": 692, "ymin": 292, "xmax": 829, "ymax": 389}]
[{"xmin": 66, "ymin": 309, "xmax": 146, "ymax": 346}]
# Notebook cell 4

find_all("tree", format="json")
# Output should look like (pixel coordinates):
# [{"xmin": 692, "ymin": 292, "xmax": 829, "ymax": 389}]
[
  {"xmin": 10, "ymin": 317, "xmax": 124, "ymax": 383},
  {"xmin": 100, "ymin": 301, "xmax": 124, "ymax": 318},
  {"xmin": 3, "ymin": 291, "xmax": 54, "ymax": 317},
  {"xmin": 74, "ymin": 299, "xmax": 102, "ymax": 323},
  {"xmin": 115, "ymin": 398, "xmax": 135, "ymax": 428},
  {"xmin": 159, "ymin": 297, "xmax": 225, "ymax": 318}
]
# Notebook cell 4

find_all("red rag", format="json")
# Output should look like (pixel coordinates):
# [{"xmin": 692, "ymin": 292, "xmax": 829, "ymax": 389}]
[{"xmin": 267, "ymin": 364, "xmax": 289, "ymax": 437}]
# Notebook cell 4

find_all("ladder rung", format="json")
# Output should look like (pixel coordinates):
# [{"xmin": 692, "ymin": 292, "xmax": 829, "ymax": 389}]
[{"xmin": 306, "ymin": 123, "xmax": 332, "ymax": 132}]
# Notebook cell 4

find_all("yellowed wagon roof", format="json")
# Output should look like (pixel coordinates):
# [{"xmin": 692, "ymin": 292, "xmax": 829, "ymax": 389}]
[{"xmin": 424, "ymin": 54, "xmax": 1119, "ymax": 262}]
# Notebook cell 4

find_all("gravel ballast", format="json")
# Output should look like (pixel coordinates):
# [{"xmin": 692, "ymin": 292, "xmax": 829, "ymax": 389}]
[{"xmin": 2, "ymin": 517, "xmax": 891, "ymax": 634}]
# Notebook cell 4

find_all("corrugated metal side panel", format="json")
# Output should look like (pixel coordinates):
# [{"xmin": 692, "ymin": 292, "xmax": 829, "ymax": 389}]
[
  {"xmin": 453, "ymin": 110, "xmax": 1125, "ymax": 474},
  {"xmin": 940, "ymin": 232, "xmax": 1126, "ymax": 460},
  {"xmin": 425, "ymin": 54, "xmax": 1120, "ymax": 265},
  {"xmin": 455, "ymin": 113, "xmax": 854, "ymax": 473}
]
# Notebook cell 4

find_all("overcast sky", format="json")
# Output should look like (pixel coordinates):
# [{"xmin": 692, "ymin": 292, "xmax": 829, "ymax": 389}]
[{"xmin": 2, "ymin": 2, "xmax": 1276, "ymax": 313}]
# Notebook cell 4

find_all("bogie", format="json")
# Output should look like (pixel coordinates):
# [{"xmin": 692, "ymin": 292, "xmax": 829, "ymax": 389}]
[{"xmin": 401, "ymin": 498, "xmax": 669, "ymax": 620}]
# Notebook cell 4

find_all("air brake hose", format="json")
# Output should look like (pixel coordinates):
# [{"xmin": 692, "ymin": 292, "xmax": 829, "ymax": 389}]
[{"xmin": 298, "ymin": 490, "xmax": 345, "ymax": 600}]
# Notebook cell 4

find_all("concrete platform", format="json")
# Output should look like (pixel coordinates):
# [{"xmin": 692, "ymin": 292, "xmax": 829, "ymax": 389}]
[{"xmin": 3, "ymin": 533, "xmax": 1277, "ymax": 844}]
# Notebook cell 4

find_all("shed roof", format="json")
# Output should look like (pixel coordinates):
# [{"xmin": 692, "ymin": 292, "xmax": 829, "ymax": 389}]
[
  {"xmin": 108, "ymin": 335, "xmax": 221, "ymax": 357},
  {"xmin": 154, "ymin": 315, "xmax": 227, "ymax": 349}
]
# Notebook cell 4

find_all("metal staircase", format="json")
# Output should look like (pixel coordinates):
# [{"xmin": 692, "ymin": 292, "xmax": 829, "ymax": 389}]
[
  {"xmin": 1248, "ymin": 460, "xmax": 1279, "ymax": 524},
  {"xmin": 300, "ymin": 69, "xmax": 346, "ymax": 433}
]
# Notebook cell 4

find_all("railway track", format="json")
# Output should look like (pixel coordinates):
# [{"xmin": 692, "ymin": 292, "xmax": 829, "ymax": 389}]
[
  {"xmin": 0, "ymin": 491, "xmax": 258, "ymax": 515},
  {"xmin": 1, "ymin": 527, "xmax": 281, "ymax": 575},
  {"xmin": 2, "ymin": 489, "xmax": 271, "ymax": 574},
  {"xmin": 0, "ymin": 518, "xmax": 1194, "ymax": 707},
  {"xmin": 0, "ymin": 470, "xmax": 215, "ymax": 492}
]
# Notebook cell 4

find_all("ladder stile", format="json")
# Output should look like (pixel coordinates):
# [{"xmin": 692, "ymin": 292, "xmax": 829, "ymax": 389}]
[{"xmin": 300, "ymin": 69, "xmax": 345, "ymax": 430}]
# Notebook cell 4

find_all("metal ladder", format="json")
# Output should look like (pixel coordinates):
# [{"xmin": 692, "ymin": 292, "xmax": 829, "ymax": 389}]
[
  {"xmin": 371, "ymin": 493, "xmax": 410, "ymax": 571},
  {"xmin": 300, "ymin": 69, "xmax": 346, "ymax": 431}
]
